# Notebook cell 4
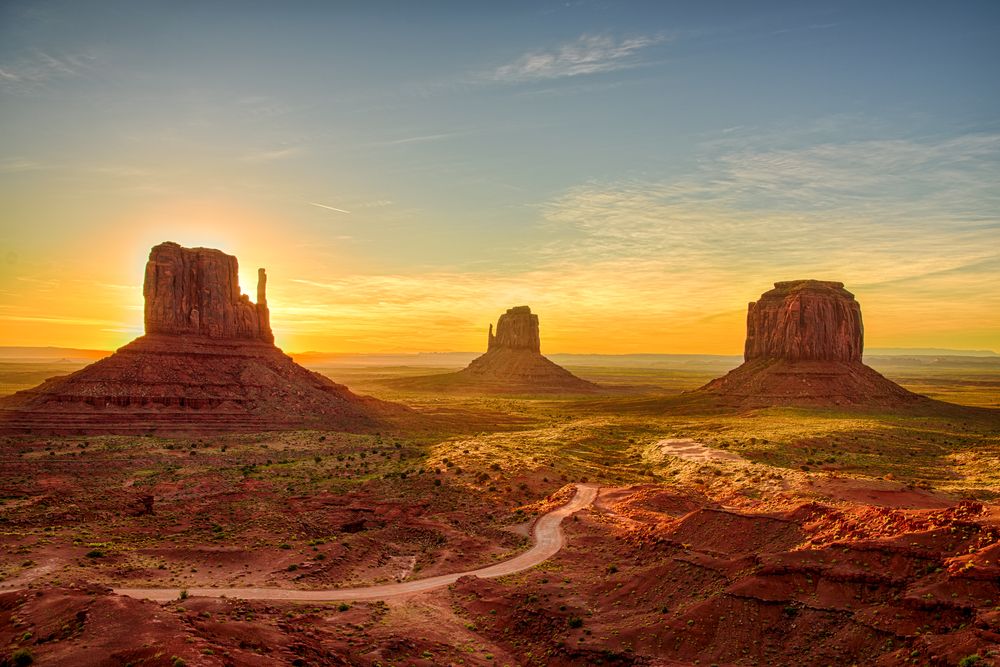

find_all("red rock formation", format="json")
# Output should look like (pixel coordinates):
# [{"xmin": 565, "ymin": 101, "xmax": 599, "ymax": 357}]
[
  {"xmin": 700, "ymin": 280, "xmax": 922, "ymax": 407},
  {"xmin": 144, "ymin": 242, "xmax": 273, "ymax": 343},
  {"xmin": 0, "ymin": 242, "xmax": 395, "ymax": 434},
  {"xmin": 488, "ymin": 306, "xmax": 541, "ymax": 353},
  {"xmin": 744, "ymin": 280, "xmax": 862, "ymax": 362},
  {"xmin": 394, "ymin": 306, "xmax": 598, "ymax": 394}
]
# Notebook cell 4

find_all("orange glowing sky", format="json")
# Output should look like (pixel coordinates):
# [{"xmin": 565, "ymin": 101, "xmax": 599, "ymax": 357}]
[{"xmin": 2, "ymin": 3, "xmax": 998, "ymax": 354}]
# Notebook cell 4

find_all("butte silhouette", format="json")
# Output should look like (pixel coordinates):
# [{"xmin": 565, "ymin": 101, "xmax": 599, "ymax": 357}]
[
  {"xmin": 396, "ymin": 306, "xmax": 598, "ymax": 394},
  {"xmin": 0, "ymin": 242, "xmax": 392, "ymax": 434},
  {"xmin": 698, "ymin": 280, "xmax": 923, "ymax": 407}
]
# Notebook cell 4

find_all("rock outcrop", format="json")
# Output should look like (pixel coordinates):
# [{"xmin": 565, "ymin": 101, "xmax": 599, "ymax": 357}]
[
  {"xmin": 0, "ymin": 242, "xmax": 394, "ymax": 434},
  {"xmin": 744, "ymin": 281, "xmax": 862, "ymax": 363},
  {"xmin": 393, "ymin": 306, "xmax": 598, "ymax": 394},
  {"xmin": 488, "ymin": 306, "xmax": 541, "ymax": 353},
  {"xmin": 144, "ymin": 242, "xmax": 273, "ymax": 342},
  {"xmin": 699, "ymin": 280, "xmax": 922, "ymax": 407}
]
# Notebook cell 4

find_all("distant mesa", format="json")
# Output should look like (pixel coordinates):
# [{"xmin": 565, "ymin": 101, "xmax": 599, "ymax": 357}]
[
  {"xmin": 394, "ymin": 306, "xmax": 599, "ymax": 394},
  {"xmin": 698, "ymin": 280, "xmax": 924, "ymax": 407},
  {"xmin": 0, "ymin": 241, "xmax": 393, "ymax": 434}
]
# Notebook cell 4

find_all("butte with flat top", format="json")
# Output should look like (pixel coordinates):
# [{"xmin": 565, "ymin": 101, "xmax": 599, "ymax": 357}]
[{"xmin": 698, "ymin": 280, "xmax": 923, "ymax": 407}]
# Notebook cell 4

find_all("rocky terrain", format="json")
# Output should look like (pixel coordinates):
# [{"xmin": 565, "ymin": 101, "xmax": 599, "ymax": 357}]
[
  {"xmin": 700, "ymin": 280, "xmax": 924, "ymax": 407},
  {"xmin": 0, "ymin": 243, "xmax": 394, "ymax": 435},
  {"xmin": 393, "ymin": 306, "xmax": 599, "ymax": 394}
]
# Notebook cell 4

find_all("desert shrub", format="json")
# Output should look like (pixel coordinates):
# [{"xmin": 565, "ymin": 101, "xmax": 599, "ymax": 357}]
[
  {"xmin": 567, "ymin": 617, "xmax": 583, "ymax": 629},
  {"xmin": 179, "ymin": 589, "xmax": 188, "ymax": 600},
  {"xmin": 85, "ymin": 550, "xmax": 104, "ymax": 558},
  {"xmin": 11, "ymin": 648, "xmax": 33, "ymax": 666},
  {"xmin": 338, "ymin": 602, "xmax": 350, "ymax": 612},
  {"xmin": 958, "ymin": 656, "xmax": 981, "ymax": 667}
]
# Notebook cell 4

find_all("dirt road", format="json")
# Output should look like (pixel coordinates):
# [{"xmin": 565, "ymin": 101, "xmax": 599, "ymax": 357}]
[{"xmin": 115, "ymin": 483, "xmax": 598, "ymax": 602}]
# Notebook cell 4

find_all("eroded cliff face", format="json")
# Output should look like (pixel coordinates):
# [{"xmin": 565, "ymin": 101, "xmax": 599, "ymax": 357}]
[
  {"xmin": 143, "ymin": 242, "xmax": 274, "ymax": 343},
  {"xmin": 744, "ymin": 280, "xmax": 863, "ymax": 363},
  {"xmin": 487, "ymin": 306, "xmax": 541, "ymax": 353},
  {"xmin": 699, "ymin": 279, "xmax": 922, "ymax": 407}
]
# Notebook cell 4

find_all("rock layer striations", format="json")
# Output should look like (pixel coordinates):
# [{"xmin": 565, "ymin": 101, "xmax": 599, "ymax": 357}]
[
  {"xmin": 700, "ymin": 280, "xmax": 921, "ymax": 407},
  {"xmin": 144, "ymin": 242, "xmax": 274, "ymax": 342},
  {"xmin": 0, "ymin": 242, "xmax": 393, "ymax": 434},
  {"xmin": 744, "ymin": 280, "xmax": 862, "ymax": 363},
  {"xmin": 488, "ymin": 306, "xmax": 541, "ymax": 353}
]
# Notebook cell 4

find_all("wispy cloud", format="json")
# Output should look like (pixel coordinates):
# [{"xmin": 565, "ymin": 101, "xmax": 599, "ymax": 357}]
[
  {"xmin": 0, "ymin": 50, "xmax": 97, "ymax": 90},
  {"xmin": 0, "ymin": 158, "xmax": 44, "ymax": 173},
  {"xmin": 243, "ymin": 146, "xmax": 303, "ymax": 163},
  {"xmin": 263, "ymin": 127, "xmax": 999, "ymax": 353},
  {"xmin": 372, "ymin": 130, "xmax": 474, "ymax": 146},
  {"xmin": 533, "ymin": 129, "xmax": 1000, "ymax": 347},
  {"xmin": 308, "ymin": 201, "xmax": 351, "ymax": 214},
  {"xmin": 490, "ymin": 33, "xmax": 668, "ymax": 83}
]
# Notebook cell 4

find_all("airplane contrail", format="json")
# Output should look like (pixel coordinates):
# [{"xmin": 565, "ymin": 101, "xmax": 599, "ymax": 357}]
[{"xmin": 308, "ymin": 201, "xmax": 352, "ymax": 214}]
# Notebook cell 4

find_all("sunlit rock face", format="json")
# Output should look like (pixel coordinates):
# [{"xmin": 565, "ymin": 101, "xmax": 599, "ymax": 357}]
[
  {"xmin": 744, "ymin": 280, "xmax": 863, "ymax": 363},
  {"xmin": 143, "ymin": 242, "xmax": 274, "ymax": 343},
  {"xmin": 698, "ymin": 280, "xmax": 922, "ymax": 408},
  {"xmin": 487, "ymin": 305, "xmax": 541, "ymax": 353}
]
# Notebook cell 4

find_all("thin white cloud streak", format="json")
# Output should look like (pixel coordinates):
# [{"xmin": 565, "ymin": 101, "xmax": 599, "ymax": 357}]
[
  {"xmin": 308, "ymin": 202, "xmax": 352, "ymax": 214},
  {"xmin": 373, "ymin": 131, "xmax": 474, "ymax": 146},
  {"xmin": 490, "ymin": 33, "xmax": 668, "ymax": 83},
  {"xmin": 243, "ymin": 146, "xmax": 303, "ymax": 163},
  {"xmin": 0, "ymin": 50, "xmax": 96, "ymax": 90}
]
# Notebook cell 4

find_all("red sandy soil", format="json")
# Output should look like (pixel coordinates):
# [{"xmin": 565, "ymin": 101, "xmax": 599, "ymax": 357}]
[
  {"xmin": 446, "ymin": 483, "xmax": 999, "ymax": 666},
  {"xmin": 4, "ymin": 474, "xmax": 997, "ymax": 665}
]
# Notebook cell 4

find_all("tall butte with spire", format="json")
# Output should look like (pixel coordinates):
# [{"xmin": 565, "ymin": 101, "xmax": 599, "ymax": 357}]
[
  {"xmin": 0, "ymin": 242, "xmax": 392, "ymax": 434},
  {"xmin": 698, "ymin": 280, "xmax": 923, "ymax": 407}
]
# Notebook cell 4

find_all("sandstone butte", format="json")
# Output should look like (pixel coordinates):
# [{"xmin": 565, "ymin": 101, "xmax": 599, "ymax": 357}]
[
  {"xmin": 699, "ymin": 280, "xmax": 924, "ymax": 407},
  {"xmin": 0, "ymin": 242, "xmax": 393, "ymax": 435},
  {"xmin": 445, "ymin": 306, "xmax": 598, "ymax": 394}
]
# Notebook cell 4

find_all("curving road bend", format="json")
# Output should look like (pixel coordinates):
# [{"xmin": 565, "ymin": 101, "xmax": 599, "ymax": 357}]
[{"xmin": 115, "ymin": 483, "xmax": 598, "ymax": 602}]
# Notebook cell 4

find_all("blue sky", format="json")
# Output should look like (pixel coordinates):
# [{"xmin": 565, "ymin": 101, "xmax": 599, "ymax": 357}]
[{"xmin": 1, "ymin": 1, "xmax": 998, "ymax": 352}]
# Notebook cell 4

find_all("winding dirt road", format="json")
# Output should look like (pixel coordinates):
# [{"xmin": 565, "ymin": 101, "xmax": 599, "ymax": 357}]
[{"xmin": 115, "ymin": 483, "xmax": 598, "ymax": 602}]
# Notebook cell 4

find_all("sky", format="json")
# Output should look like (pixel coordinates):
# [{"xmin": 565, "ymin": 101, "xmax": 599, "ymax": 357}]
[{"xmin": 1, "ymin": 0, "xmax": 998, "ymax": 354}]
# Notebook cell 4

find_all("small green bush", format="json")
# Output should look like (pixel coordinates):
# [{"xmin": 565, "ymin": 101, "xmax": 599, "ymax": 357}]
[{"xmin": 567, "ymin": 617, "xmax": 583, "ymax": 629}]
